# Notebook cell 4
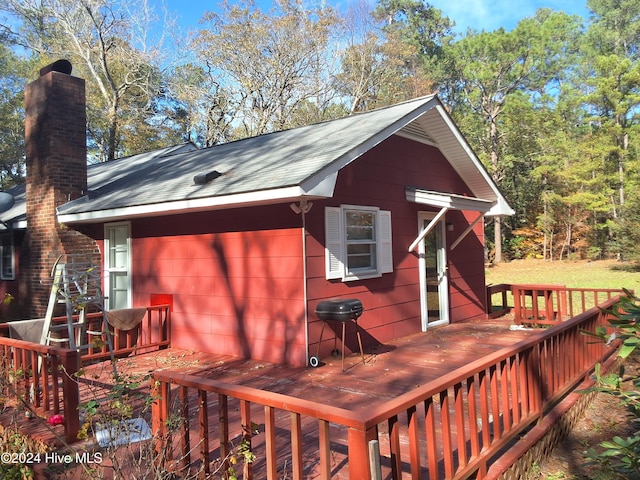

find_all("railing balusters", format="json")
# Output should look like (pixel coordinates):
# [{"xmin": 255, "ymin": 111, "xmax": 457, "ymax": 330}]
[
  {"xmin": 318, "ymin": 419, "xmax": 331, "ymax": 479},
  {"xmin": 179, "ymin": 386, "xmax": 190, "ymax": 470},
  {"xmin": 509, "ymin": 356, "xmax": 519, "ymax": 425},
  {"xmin": 240, "ymin": 399, "xmax": 253, "ymax": 479},
  {"xmin": 549, "ymin": 336, "xmax": 557, "ymax": 394},
  {"xmin": 466, "ymin": 376, "xmax": 481, "ymax": 459},
  {"xmin": 489, "ymin": 365, "xmax": 501, "ymax": 441},
  {"xmin": 218, "ymin": 394, "xmax": 229, "ymax": 472},
  {"xmin": 265, "ymin": 405, "xmax": 277, "ymax": 480},
  {"xmin": 478, "ymin": 369, "xmax": 491, "ymax": 449},
  {"xmin": 388, "ymin": 414, "xmax": 402, "ymax": 478},
  {"xmin": 198, "ymin": 389, "xmax": 209, "ymax": 475},
  {"xmin": 51, "ymin": 354, "xmax": 60, "ymax": 413},
  {"xmin": 290, "ymin": 412, "xmax": 303, "ymax": 480},
  {"xmin": 41, "ymin": 354, "xmax": 50, "ymax": 411},
  {"xmin": 440, "ymin": 390, "xmax": 454, "ymax": 477},
  {"xmin": 500, "ymin": 360, "xmax": 511, "ymax": 433},
  {"xmin": 407, "ymin": 405, "xmax": 421, "ymax": 479},
  {"xmin": 454, "ymin": 382, "xmax": 467, "ymax": 468},
  {"xmin": 424, "ymin": 396, "xmax": 439, "ymax": 479}
]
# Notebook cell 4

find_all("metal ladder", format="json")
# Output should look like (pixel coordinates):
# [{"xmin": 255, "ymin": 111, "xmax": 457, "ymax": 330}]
[{"xmin": 40, "ymin": 255, "xmax": 116, "ymax": 374}]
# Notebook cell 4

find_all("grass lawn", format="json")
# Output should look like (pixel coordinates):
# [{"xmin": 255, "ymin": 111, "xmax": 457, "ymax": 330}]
[{"xmin": 485, "ymin": 258, "xmax": 640, "ymax": 292}]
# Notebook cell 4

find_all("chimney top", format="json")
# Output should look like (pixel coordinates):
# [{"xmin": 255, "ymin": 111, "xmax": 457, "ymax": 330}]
[{"xmin": 39, "ymin": 59, "xmax": 72, "ymax": 77}]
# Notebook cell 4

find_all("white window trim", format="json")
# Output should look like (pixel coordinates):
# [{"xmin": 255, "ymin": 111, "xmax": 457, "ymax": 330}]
[
  {"xmin": 0, "ymin": 232, "xmax": 14, "ymax": 280},
  {"xmin": 325, "ymin": 205, "xmax": 393, "ymax": 281},
  {"xmin": 104, "ymin": 221, "xmax": 132, "ymax": 310}
]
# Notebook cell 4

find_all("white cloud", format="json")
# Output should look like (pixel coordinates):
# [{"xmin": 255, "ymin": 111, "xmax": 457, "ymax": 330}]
[{"xmin": 428, "ymin": 0, "xmax": 589, "ymax": 34}]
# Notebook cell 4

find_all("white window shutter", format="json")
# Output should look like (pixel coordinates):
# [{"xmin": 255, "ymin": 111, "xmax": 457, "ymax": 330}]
[
  {"xmin": 379, "ymin": 210, "xmax": 393, "ymax": 274},
  {"xmin": 325, "ymin": 207, "xmax": 344, "ymax": 279}
]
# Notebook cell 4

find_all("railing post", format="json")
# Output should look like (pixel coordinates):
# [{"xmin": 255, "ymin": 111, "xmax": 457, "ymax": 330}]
[
  {"xmin": 348, "ymin": 425, "xmax": 377, "ymax": 480},
  {"xmin": 58, "ymin": 348, "xmax": 81, "ymax": 443},
  {"xmin": 164, "ymin": 305, "xmax": 171, "ymax": 348},
  {"xmin": 559, "ymin": 290, "xmax": 567, "ymax": 319},
  {"xmin": 512, "ymin": 286, "xmax": 523, "ymax": 324},
  {"xmin": 151, "ymin": 377, "xmax": 170, "ymax": 465}
]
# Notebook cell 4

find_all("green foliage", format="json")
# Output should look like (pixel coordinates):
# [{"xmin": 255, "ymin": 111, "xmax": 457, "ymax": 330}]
[
  {"xmin": 0, "ymin": 424, "xmax": 49, "ymax": 480},
  {"xmin": 595, "ymin": 291, "xmax": 640, "ymax": 359},
  {"xmin": 0, "ymin": 42, "xmax": 31, "ymax": 189},
  {"xmin": 584, "ymin": 291, "xmax": 640, "ymax": 477},
  {"xmin": 587, "ymin": 434, "xmax": 640, "ymax": 479}
]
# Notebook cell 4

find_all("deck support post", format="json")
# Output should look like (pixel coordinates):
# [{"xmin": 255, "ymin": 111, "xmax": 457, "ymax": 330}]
[
  {"xmin": 151, "ymin": 379, "xmax": 170, "ymax": 465},
  {"xmin": 59, "ymin": 349, "xmax": 81, "ymax": 443}
]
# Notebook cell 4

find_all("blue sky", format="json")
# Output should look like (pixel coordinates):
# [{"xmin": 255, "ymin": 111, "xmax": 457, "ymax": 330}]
[{"xmin": 163, "ymin": 0, "xmax": 591, "ymax": 34}]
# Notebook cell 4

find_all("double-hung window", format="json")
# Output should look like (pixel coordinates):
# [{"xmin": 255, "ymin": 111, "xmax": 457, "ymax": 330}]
[{"xmin": 325, "ymin": 205, "xmax": 393, "ymax": 281}]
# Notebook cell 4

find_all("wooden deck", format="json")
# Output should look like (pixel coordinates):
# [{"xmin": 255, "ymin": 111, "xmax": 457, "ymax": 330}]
[
  {"xmin": 83, "ymin": 316, "xmax": 535, "ymax": 410},
  {"xmin": 1, "ymin": 316, "xmax": 538, "ymax": 478}
]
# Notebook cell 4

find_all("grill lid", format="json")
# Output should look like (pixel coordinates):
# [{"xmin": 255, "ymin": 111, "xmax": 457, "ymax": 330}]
[{"xmin": 315, "ymin": 298, "xmax": 364, "ymax": 321}]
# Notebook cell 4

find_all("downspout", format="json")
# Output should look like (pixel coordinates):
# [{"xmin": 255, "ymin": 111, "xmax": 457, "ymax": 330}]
[{"xmin": 290, "ymin": 200, "xmax": 313, "ymax": 365}]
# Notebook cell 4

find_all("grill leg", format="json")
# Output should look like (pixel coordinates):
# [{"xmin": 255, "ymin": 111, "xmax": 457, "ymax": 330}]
[
  {"xmin": 341, "ymin": 321, "xmax": 346, "ymax": 372},
  {"xmin": 316, "ymin": 321, "xmax": 327, "ymax": 358},
  {"xmin": 355, "ymin": 319, "xmax": 365, "ymax": 365}
]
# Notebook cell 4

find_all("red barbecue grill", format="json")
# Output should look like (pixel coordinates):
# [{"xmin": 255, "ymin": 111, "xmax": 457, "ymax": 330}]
[{"xmin": 311, "ymin": 298, "xmax": 365, "ymax": 371}]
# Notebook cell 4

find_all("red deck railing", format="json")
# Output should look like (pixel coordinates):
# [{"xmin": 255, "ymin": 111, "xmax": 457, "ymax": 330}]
[
  {"xmin": 0, "ymin": 337, "xmax": 80, "ymax": 442},
  {"xmin": 73, "ymin": 304, "xmax": 171, "ymax": 362},
  {"xmin": 0, "ymin": 305, "xmax": 171, "ymax": 442},
  {"xmin": 487, "ymin": 284, "xmax": 626, "ymax": 325},
  {"xmin": 151, "ymin": 296, "xmax": 622, "ymax": 479}
]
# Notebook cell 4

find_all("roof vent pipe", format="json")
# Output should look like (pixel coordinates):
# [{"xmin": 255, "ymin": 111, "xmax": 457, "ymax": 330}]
[
  {"xmin": 194, "ymin": 170, "xmax": 222, "ymax": 185},
  {"xmin": 39, "ymin": 59, "xmax": 73, "ymax": 77}
]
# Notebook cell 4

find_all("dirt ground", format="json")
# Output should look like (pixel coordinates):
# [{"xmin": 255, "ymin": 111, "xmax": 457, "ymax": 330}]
[{"xmin": 534, "ymin": 354, "xmax": 640, "ymax": 479}]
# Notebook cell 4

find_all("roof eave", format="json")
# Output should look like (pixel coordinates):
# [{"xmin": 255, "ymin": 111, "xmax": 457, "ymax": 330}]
[
  {"xmin": 57, "ymin": 186, "xmax": 329, "ymax": 225},
  {"xmin": 430, "ymin": 104, "xmax": 514, "ymax": 216}
]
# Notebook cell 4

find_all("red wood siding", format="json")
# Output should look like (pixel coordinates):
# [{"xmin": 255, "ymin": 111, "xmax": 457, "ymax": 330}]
[
  {"xmin": 446, "ymin": 209, "xmax": 487, "ymax": 322},
  {"xmin": 127, "ymin": 206, "xmax": 307, "ymax": 366},
  {"xmin": 76, "ymin": 134, "xmax": 489, "ymax": 367},
  {"xmin": 305, "ymin": 135, "xmax": 488, "ymax": 358}
]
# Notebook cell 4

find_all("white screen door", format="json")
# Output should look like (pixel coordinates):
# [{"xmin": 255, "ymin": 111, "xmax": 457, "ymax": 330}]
[
  {"xmin": 104, "ymin": 222, "xmax": 131, "ymax": 310},
  {"xmin": 418, "ymin": 212, "xmax": 449, "ymax": 330}
]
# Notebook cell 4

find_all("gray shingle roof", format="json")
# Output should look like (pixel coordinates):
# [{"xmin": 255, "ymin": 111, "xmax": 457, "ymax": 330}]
[
  {"xmin": 62, "ymin": 96, "xmax": 440, "ymax": 215},
  {"xmin": 1, "ymin": 95, "xmax": 513, "ymax": 228}
]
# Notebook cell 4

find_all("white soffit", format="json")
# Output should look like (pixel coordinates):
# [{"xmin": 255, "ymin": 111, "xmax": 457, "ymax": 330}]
[
  {"xmin": 405, "ymin": 187, "xmax": 494, "ymax": 212},
  {"xmin": 412, "ymin": 105, "xmax": 514, "ymax": 216}
]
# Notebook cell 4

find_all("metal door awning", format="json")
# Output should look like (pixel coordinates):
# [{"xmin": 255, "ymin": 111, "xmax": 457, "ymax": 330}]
[{"xmin": 405, "ymin": 187, "xmax": 493, "ymax": 252}]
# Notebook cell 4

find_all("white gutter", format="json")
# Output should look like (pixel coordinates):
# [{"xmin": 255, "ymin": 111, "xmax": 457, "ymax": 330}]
[{"xmin": 57, "ymin": 186, "xmax": 327, "ymax": 224}]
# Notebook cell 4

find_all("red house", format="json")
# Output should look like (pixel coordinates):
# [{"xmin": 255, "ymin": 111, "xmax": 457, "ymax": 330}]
[{"xmin": 0, "ymin": 62, "xmax": 513, "ymax": 366}]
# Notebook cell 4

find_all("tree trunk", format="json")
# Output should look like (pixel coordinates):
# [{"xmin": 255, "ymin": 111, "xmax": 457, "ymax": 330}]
[
  {"xmin": 490, "ymin": 117, "xmax": 503, "ymax": 263},
  {"xmin": 107, "ymin": 101, "xmax": 119, "ymax": 162},
  {"xmin": 494, "ymin": 217, "xmax": 502, "ymax": 264}
]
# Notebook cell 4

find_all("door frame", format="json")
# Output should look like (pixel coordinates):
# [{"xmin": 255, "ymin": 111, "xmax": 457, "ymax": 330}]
[
  {"xmin": 418, "ymin": 211, "xmax": 450, "ymax": 330},
  {"xmin": 104, "ymin": 221, "xmax": 132, "ymax": 310}
]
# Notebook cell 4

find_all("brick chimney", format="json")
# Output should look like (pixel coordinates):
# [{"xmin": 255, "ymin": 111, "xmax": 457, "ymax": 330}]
[{"xmin": 20, "ymin": 60, "xmax": 99, "ymax": 318}]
